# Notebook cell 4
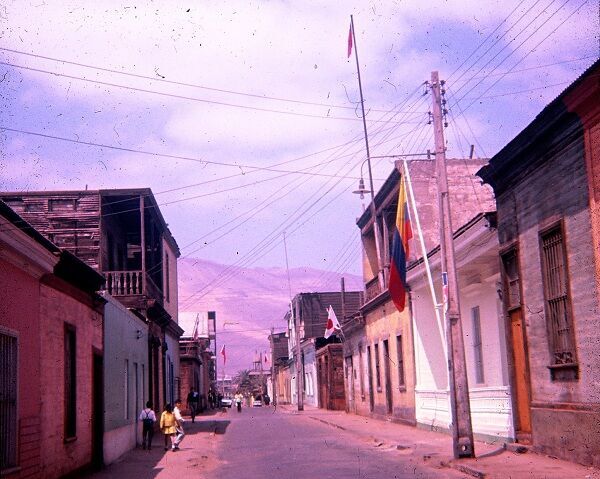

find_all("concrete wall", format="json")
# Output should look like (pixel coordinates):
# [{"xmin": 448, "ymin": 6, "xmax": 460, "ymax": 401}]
[
  {"xmin": 162, "ymin": 238, "xmax": 178, "ymax": 321},
  {"xmin": 38, "ymin": 281, "xmax": 103, "ymax": 478},
  {"xmin": 363, "ymin": 299, "xmax": 416, "ymax": 423},
  {"xmin": 342, "ymin": 330, "xmax": 372, "ymax": 417},
  {"xmin": 301, "ymin": 343, "xmax": 318, "ymax": 407},
  {"xmin": 165, "ymin": 332, "xmax": 181, "ymax": 404},
  {"xmin": 102, "ymin": 294, "xmax": 148, "ymax": 464},
  {"xmin": 409, "ymin": 219, "xmax": 515, "ymax": 442}
]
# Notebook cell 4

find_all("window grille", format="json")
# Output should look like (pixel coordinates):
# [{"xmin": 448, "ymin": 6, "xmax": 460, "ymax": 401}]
[
  {"xmin": 0, "ymin": 332, "xmax": 17, "ymax": 470},
  {"xmin": 540, "ymin": 227, "xmax": 576, "ymax": 367}
]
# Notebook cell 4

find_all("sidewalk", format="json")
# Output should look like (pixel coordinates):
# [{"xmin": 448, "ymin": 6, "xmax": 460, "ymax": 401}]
[{"xmin": 278, "ymin": 404, "xmax": 600, "ymax": 479}]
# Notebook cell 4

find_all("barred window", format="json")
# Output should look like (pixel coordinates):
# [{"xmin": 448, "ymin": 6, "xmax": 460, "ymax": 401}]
[
  {"xmin": 0, "ymin": 331, "xmax": 18, "ymax": 471},
  {"xmin": 540, "ymin": 226, "xmax": 577, "ymax": 375}
]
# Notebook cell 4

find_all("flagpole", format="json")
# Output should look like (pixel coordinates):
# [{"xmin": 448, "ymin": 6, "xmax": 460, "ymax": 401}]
[
  {"xmin": 402, "ymin": 159, "xmax": 447, "ymax": 359},
  {"xmin": 350, "ymin": 14, "xmax": 385, "ymax": 291}
]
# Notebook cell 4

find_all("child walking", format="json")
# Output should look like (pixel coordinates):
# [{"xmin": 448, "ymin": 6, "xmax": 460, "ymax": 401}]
[
  {"xmin": 159, "ymin": 403, "xmax": 178, "ymax": 451},
  {"xmin": 139, "ymin": 401, "xmax": 156, "ymax": 450}
]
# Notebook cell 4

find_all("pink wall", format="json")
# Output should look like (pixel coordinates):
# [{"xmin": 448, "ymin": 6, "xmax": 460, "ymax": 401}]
[{"xmin": 0, "ymin": 257, "xmax": 42, "ymax": 478}]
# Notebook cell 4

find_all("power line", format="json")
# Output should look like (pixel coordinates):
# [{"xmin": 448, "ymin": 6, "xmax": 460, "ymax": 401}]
[
  {"xmin": 0, "ymin": 125, "xmax": 389, "ymax": 180},
  {"xmin": 1, "ymin": 60, "xmax": 423, "ymax": 125},
  {"xmin": 0, "ymin": 47, "xmax": 421, "ymax": 114}
]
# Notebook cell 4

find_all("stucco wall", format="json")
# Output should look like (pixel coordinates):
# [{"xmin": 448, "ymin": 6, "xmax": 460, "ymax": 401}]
[
  {"xmin": 301, "ymin": 343, "xmax": 318, "ymax": 407},
  {"xmin": 363, "ymin": 299, "xmax": 415, "ymax": 423},
  {"xmin": 38, "ymin": 282, "xmax": 103, "ymax": 478},
  {"xmin": 0, "ymin": 255, "xmax": 45, "ymax": 478},
  {"xmin": 102, "ymin": 294, "xmax": 148, "ymax": 463}
]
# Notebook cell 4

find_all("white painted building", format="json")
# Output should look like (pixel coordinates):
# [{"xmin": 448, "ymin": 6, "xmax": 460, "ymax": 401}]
[{"xmin": 408, "ymin": 212, "xmax": 515, "ymax": 442}]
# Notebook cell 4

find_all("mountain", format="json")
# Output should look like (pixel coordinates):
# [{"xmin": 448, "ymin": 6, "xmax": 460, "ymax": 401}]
[{"xmin": 177, "ymin": 257, "xmax": 363, "ymax": 376}]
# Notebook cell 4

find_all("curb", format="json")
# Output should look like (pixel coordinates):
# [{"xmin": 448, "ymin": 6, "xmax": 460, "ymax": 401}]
[{"xmin": 308, "ymin": 416, "xmax": 347, "ymax": 431}]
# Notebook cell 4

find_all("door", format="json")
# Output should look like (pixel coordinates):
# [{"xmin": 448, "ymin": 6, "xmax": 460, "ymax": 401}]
[
  {"xmin": 367, "ymin": 346, "xmax": 374, "ymax": 412},
  {"xmin": 383, "ymin": 340, "xmax": 393, "ymax": 415},
  {"xmin": 345, "ymin": 356, "xmax": 354, "ymax": 413},
  {"xmin": 510, "ymin": 309, "xmax": 532, "ymax": 439},
  {"xmin": 92, "ymin": 352, "xmax": 104, "ymax": 469}
]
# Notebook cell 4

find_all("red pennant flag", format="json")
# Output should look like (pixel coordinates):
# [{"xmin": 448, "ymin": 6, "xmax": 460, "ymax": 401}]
[
  {"xmin": 347, "ymin": 22, "xmax": 353, "ymax": 58},
  {"xmin": 220, "ymin": 344, "xmax": 226, "ymax": 365}
]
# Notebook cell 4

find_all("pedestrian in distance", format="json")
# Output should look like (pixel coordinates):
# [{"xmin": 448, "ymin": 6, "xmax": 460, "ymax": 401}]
[
  {"xmin": 234, "ymin": 391, "xmax": 243, "ymax": 413},
  {"xmin": 187, "ymin": 388, "xmax": 200, "ymax": 423},
  {"xmin": 139, "ymin": 401, "xmax": 157, "ymax": 450},
  {"xmin": 159, "ymin": 403, "xmax": 178, "ymax": 451},
  {"xmin": 173, "ymin": 399, "xmax": 185, "ymax": 450}
]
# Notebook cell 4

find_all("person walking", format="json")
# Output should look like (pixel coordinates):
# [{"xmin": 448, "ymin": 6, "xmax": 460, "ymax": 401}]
[
  {"xmin": 173, "ymin": 399, "xmax": 185, "ymax": 450},
  {"xmin": 234, "ymin": 392, "xmax": 243, "ymax": 413},
  {"xmin": 159, "ymin": 403, "xmax": 178, "ymax": 451},
  {"xmin": 187, "ymin": 388, "xmax": 200, "ymax": 423},
  {"xmin": 139, "ymin": 401, "xmax": 156, "ymax": 450}
]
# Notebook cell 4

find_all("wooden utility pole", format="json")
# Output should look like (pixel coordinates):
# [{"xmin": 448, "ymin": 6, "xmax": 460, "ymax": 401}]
[
  {"xmin": 270, "ymin": 327, "xmax": 276, "ymax": 406},
  {"xmin": 431, "ymin": 70, "xmax": 475, "ymax": 459}
]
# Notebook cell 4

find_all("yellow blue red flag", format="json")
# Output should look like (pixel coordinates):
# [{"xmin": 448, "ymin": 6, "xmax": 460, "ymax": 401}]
[{"xmin": 389, "ymin": 175, "xmax": 413, "ymax": 312}]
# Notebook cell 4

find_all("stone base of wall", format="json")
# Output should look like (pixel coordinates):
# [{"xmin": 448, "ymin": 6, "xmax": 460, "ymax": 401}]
[
  {"xmin": 531, "ymin": 405, "xmax": 600, "ymax": 467},
  {"xmin": 103, "ymin": 423, "xmax": 138, "ymax": 466}
]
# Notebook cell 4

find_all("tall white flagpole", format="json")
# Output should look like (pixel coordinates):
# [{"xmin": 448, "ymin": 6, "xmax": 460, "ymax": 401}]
[{"xmin": 402, "ymin": 159, "xmax": 447, "ymax": 359}]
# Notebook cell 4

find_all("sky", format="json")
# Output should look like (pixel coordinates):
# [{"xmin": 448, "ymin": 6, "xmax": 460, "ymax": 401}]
[{"xmin": 1, "ymin": 0, "xmax": 598, "ymax": 312}]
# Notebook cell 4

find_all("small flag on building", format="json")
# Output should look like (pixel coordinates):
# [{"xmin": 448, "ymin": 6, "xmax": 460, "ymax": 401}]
[
  {"xmin": 264, "ymin": 351, "xmax": 269, "ymax": 364},
  {"xmin": 324, "ymin": 305, "xmax": 341, "ymax": 339},
  {"xmin": 220, "ymin": 344, "xmax": 226, "ymax": 365}
]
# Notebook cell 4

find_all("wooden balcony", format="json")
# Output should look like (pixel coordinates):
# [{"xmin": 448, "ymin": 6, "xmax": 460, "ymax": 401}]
[
  {"xmin": 104, "ymin": 270, "xmax": 163, "ymax": 304},
  {"xmin": 365, "ymin": 276, "xmax": 382, "ymax": 303}
]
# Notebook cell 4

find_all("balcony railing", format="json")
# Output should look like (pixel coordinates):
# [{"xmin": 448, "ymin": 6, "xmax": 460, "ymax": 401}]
[
  {"xmin": 365, "ymin": 276, "xmax": 382, "ymax": 303},
  {"xmin": 104, "ymin": 270, "xmax": 163, "ymax": 302}
]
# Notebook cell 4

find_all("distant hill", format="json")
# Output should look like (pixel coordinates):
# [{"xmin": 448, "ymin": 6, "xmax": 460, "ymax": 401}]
[{"xmin": 177, "ymin": 257, "xmax": 363, "ymax": 376}]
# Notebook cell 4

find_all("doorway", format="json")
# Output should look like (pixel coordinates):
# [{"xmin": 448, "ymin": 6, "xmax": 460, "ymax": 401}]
[
  {"xmin": 383, "ymin": 339, "xmax": 393, "ymax": 415},
  {"xmin": 92, "ymin": 352, "xmax": 104, "ymax": 469},
  {"xmin": 510, "ymin": 309, "xmax": 532, "ymax": 441}
]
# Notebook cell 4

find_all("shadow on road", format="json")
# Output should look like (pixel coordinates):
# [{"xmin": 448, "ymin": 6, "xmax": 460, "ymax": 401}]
[{"xmin": 189, "ymin": 419, "xmax": 231, "ymax": 435}]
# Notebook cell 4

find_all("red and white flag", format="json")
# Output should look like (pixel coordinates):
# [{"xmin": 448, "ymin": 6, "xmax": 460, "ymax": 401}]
[
  {"xmin": 324, "ymin": 305, "xmax": 341, "ymax": 339},
  {"xmin": 220, "ymin": 344, "xmax": 226, "ymax": 364},
  {"xmin": 347, "ymin": 21, "xmax": 353, "ymax": 58}
]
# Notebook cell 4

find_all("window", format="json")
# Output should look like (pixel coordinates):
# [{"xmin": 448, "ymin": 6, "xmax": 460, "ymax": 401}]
[
  {"xmin": 502, "ymin": 249, "xmax": 521, "ymax": 309},
  {"xmin": 374, "ymin": 343, "xmax": 381, "ymax": 390},
  {"xmin": 64, "ymin": 326, "xmax": 77, "ymax": 439},
  {"xmin": 165, "ymin": 254, "xmax": 170, "ymax": 302},
  {"xmin": 124, "ymin": 360, "xmax": 129, "ymax": 419},
  {"xmin": 396, "ymin": 335, "xmax": 405, "ymax": 387},
  {"xmin": 49, "ymin": 198, "xmax": 77, "ymax": 212},
  {"xmin": 471, "ymin": 307, "xmax": 485, "ymax": 384},
  {"xmin": 358, "ymin": 346, "xmax": 365, "ymax": 399},
  {"xmin": 0, "ymin": 331, "xmax": 18, "ymax": 470},
  {"xmin": 540, "ymin": 226, "xmax": 577, "ymax": 375}
]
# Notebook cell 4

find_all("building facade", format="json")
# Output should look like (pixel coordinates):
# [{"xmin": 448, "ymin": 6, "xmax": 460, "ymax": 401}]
[
  {"xmin": 0, "ymin": 201, "xmax": 105, "ymax": 478},
  {"xmin": 408, "ymin": 213, "xmax": 515, "ymax": 441},
  {"xmin": 0, "ymin": 189, "xmax": 183, "ymax": 419},
  {"xmin": 478, "ymin": 59, "xmax": 600, "ymax": 466}
]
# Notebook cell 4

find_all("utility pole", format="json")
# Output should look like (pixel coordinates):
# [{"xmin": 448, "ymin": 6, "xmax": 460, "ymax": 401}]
[
  {"xmin": 283, "ymin": 232, "xmax": 303, "ymax": 411},
  {"xmin": 431, "ymin": 70, "xmax": 475, "ymax": 459},
  {"xmin": 270, "ymin": 327, "xmax": 276, "ymax": 406}
]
